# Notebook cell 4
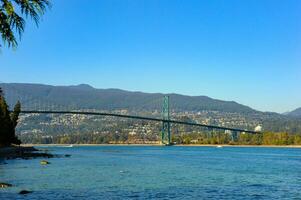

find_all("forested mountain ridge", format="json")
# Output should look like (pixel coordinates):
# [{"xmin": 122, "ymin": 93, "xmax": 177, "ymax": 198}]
[
  {"xmin": 286, "ymin": 108, "xmax": 301, "ymax": 118},
  {"xmin": 1, "ymin": 83, "xmax": 301, "ymax": 138},
  {"xmin": 0, "ymin": 83, "xmax": 259, "ymax": 114}
]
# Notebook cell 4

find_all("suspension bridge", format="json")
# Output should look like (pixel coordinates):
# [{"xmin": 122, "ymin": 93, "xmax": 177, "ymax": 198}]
[
  {"xmin": 4, "ymin": 83, "xmax": 261, "ymax": 145},
  {"xmin": 14, "ymin": 96, "xmax": 261, "ymax": 145}
]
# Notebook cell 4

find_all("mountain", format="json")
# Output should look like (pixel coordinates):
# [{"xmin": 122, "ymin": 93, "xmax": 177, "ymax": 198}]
[
  {"xmin": 2, "ymin": 83, "xmax": 301, "ymax": 134},
  {"xmin": 287, "ymin": 108, "xmax": 301, "ymax": 118},
  {"xmin": 0, "ymin": 83, "xmax": 258, "ymax": 113}
]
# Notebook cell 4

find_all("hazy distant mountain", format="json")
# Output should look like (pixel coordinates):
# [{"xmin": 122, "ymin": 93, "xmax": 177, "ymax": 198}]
[
  {"xmin": 0, "ymin": 83, "xmax": 258, "ymax": 113},
  {"xmin": 287, "ymin": 108, "xmax": 301, "ymax": 118}
]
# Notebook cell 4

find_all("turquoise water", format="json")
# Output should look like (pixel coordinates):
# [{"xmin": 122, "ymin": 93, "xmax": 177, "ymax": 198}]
[{"xmin": 1, "ymin": 146, "xmax": 301, "ymax": 199}]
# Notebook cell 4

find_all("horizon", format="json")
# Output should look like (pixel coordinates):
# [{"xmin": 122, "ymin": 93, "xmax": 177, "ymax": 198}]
[{"xmin": 1, "ymin": 0, "xmax": 300, "ymax": 113}]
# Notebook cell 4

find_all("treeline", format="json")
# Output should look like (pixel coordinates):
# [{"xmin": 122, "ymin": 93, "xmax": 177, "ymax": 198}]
[
  {"xmin": 263, "ymin": 118, "xmax": 301, "ymax": 134},
  {"xmin": 172, "ymin": 132, "xmax": 301, "ymax": 145},
  {"xmin": 19, "ymin": 131, "xmax": 301, "ymax": 145},
  {"xmin": 0, "ymin": 88, "xmax": 21, "ymax": 146},
  {"xmin": 19, "ymin": 132, "xmax": 159, "ymax": 144}
]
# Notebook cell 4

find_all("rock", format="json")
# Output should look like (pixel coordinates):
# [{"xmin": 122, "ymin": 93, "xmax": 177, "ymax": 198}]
[
  {"xmin": 40, "ymin": 160, "xmax": 50, "ymax": 165},
  {"xmin": 0, "ymin": 146, "xmax": 54, "ymax": 159},
  {"xmin": 19, "ymin": 190, "xmax": 32, "ymax": 195},
  {"xmin": 0, "ymin": 182, "xmax": 12, "ymax": 188}
]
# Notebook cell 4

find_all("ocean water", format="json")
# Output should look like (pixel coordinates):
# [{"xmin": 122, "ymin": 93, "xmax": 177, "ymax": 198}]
[{"xmin": 1, "ymin": 146, "xmax": 301, "ymax": 199}]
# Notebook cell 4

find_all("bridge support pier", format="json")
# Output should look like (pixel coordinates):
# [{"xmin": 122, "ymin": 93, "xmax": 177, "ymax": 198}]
[
  {"xmin": 161, "ymin": 96, "xmax": 171, "ymax": 145},
  {"xmin": 231, "ymin": 131, "xmax": 238, "ymax": 142}
]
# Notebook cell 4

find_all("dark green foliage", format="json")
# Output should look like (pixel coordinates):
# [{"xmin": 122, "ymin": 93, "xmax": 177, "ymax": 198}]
[
  {"xmin": 0, "ymin": 91, "xmax": 21, "ymax": 146},
  {"xmin": 0, "ymin": 95, "xmax": 12, "ymax": 146},
  {"xmin": 171, "ymin": 132, "xmax": 301, "ymax": 145},
  {"xmin": 11, "ymin": 100, "xmax": 20, "ymax": 128},
  {"xmin": 9, "ymin": 101, "xmax": 21, "ymax": 145},
  {"xmin": 0, "ymin": 0, "xmax": 51, "ymax": 49}
]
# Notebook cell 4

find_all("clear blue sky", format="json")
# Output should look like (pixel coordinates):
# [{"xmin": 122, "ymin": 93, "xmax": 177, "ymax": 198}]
[{"xmin": 1, "ymin": 0, "xmax": 300, "ymax": 113}]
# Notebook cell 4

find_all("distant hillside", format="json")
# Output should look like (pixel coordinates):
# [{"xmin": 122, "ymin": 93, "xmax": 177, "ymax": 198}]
[
  {"xmin": 287, "ymin": 108, "xmax": 301, "ymax": 118},
  {"xmin": 2, "ymin": 83, "xmax": 301, "ymax": 134},
  {"xmin": 0, "ymin": 83, "xmax": 257, "ymax": 113}
]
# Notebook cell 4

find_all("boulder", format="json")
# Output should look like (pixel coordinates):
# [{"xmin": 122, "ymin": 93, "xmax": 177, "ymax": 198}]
[
  {"xmin": 0, "ymin": 182, "xmax": 12, "ymax": 188},
  {"xmin": 40, "ymin": 160, "xmax": 50, "ymax": 165},
  {"xmin": 19, "ymin": 190, "xmax": 32, "ymax": 195}
]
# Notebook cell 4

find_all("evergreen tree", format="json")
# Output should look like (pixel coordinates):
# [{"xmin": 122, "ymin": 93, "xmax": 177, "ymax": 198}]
[
  {"xmin": 0, "ymin": 94, "xmax": 12, "ymax": 146},
  {"xmin": 11, "ymin": 100, "xmax": 20, "ymax": 128},
  {"xmin": 10, "ymin": 101, "xmax": 21, "ymax": 145},
  {"xmin": 0, "ymin": 91, "xmax": 21, "ymax": 146},
  {"xmin": 0, "ymin": 0, "xmax": 51, "ymax": 49}
]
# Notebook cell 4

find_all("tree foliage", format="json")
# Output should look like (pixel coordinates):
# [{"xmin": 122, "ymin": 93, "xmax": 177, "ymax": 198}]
[
  {"xmin": 0, "ymin": 87, "xmax": 21, "ymax": 146},
  {"xmin": 0, "ymin": 0, "xmax": 51, "ymax": 49},
  {"xmin": 171, "ymin": 131, "xmax": 301, "ymax": 145}
]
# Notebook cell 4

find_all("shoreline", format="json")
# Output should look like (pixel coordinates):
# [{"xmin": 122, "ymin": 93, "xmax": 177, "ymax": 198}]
[
  {"xmin": 21, "ymin": 144, "xmax": 301, "ymax": 148},
  {"xmin": 0, "ymin": 146, "xmax": 54, "ymax": 159}
]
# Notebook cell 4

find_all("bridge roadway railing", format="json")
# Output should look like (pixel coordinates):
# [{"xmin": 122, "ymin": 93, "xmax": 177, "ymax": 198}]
[{"xmin": 17, "ymin": 110, "xmax": 261, "ymax": 134}]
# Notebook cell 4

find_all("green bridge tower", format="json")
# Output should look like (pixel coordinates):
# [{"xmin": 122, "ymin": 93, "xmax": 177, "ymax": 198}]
[{"xmin": 161, "ymin": 96, "xmax": 171, "ymax": 145}]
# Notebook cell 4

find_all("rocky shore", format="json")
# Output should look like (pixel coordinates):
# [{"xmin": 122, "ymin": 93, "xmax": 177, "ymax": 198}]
[{"xmin": 0, "ymin": 146, "xmax": 54, "ymax": 160}]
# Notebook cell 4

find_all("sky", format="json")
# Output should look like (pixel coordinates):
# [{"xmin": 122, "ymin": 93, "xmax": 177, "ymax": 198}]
[{"xmin": 1, "ymin": 0, "xmax": 300, "ymax": 113}]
